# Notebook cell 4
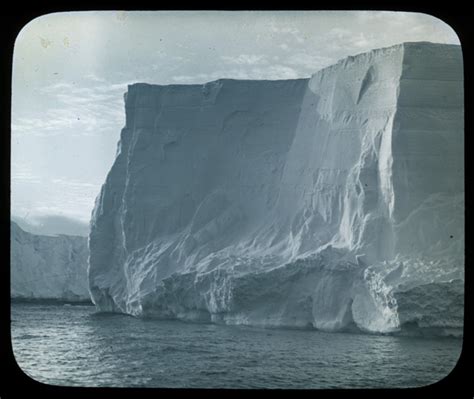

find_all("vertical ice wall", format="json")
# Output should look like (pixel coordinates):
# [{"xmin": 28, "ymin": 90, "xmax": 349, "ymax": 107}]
[
  {"xmin": 272, "ymin": 42, "xmax": 464, "ymax": 263},
  {"xmin": 11, "ymin": 222, "xmax": 90, "ymax": 301},
  {"xmin": 269, "ymin": 43, "xmax": 405, "ymax": 262},
  {"xmin": 89, "ymin": 42, "xmax": 463, "ymax": 336},
  {"xmin": 89, "ymin": 79, "xmax": 309, "ymax": 312}
]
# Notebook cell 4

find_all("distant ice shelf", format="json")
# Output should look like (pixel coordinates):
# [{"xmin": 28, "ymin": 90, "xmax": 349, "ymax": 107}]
[
  {"xmin": 88, "ymin": 42, "xmax": 464, "ymax": 337},
  {"xmin": 11, "ymin": 222, "xmax": 91, "ymax": 302}
]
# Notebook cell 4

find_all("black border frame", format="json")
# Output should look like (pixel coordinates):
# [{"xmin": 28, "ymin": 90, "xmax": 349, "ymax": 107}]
[{"xmin": 1, "ymin": 2, "xmax": 472, "ymax": 398}]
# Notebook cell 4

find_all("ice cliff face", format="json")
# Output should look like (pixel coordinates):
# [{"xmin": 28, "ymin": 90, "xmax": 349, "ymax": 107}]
[
  {"xmin": 89, "ymin": 42, "xmax": 464, "ymax": 336},
  {"xmin": 11, "ymin": 222, "xmax": 90, "ymax": 301}
]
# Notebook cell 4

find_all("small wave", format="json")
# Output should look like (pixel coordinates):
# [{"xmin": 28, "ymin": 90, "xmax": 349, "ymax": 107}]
[
  {"xmin": 89, "ymin": 311, "xmax": 133, "ymax": 319},
  {"xmin": 15, "ymin": 333, "xmax": 41, "ymax": 340},
  {"xmin": 160, "ymin": 346, "xmax": 181, "ymax": 353},
  {"xmin": 241, "ymin": 359, "xmax": 259, "ymax": 366},
  {"xmin": 200, "ymin": 370, "xmax": 229, "ymax": 376}
]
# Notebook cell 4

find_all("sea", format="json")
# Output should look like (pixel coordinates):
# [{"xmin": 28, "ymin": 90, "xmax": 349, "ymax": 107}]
[{"xmin": 10, "ymin": 302, "xmax": 462, "ymax": 389}]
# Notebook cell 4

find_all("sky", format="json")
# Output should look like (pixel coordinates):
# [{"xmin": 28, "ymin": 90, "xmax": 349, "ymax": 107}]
[{"xmin": 11, "ymin": 10, "xmax": 460, "ymax": 234}]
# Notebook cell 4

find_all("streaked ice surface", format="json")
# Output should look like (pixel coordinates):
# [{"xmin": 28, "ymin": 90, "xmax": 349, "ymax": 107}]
[
  {"xmin": 89, "ymin": 42, "xmax": 464, "ymax": 335},
  {"xmin": 11, "ymin": 303, "xmax": 462, "ymax": 389},
  {"xmin": 10, "ymin": 222, "xmax": 89, "ymax": 301}
]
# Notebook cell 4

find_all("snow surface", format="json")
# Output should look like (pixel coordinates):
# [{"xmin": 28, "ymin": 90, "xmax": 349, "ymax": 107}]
[
  {"xmin": 11, "ymin": 222, "xmax": 90, "ymax": 301},
  {"xmin": 89, "ymin": 42, "xmax": 464, "ymax": 336}
]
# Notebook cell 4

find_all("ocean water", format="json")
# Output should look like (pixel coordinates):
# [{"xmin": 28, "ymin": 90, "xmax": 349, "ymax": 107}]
[{"xmin": 11, "ymin": 303, "xmax": 462, "ymax": 389}]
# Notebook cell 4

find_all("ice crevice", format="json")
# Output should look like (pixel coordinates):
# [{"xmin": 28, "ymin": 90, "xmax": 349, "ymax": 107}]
[{"xmin": 88, "ymin": 42, "xmax": 464, "ymax": 337}]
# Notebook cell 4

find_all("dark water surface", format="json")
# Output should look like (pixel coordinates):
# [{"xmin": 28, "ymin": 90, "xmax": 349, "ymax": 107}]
[{"xmin": 11, "ymin": 303, "xmax": 462, "ymax": 389}]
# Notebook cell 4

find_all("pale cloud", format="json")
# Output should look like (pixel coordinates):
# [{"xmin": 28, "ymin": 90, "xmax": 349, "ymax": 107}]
[
  {"xmin": 327, "ymin": 28, "xmax": 352, "ymax": 39},
  {"xmin": 172, "ymin": 70, "xmax": 252, "ymax": 83},
  {"xmin": 172, "ymin": 64, "xmax": 300, "ymax": 84},
  {"xmin": 12, "ymin": 75, "xmax": 130, "ymax": 138},
  {"xmin": 84, "ymin": 73, "xmax": 106, "ymax": 83},
  {"xmin": 221, "ymin": 54, "xmax": 268, "ymax": 65},
  {"xmin": 325, "ymin": 28, "xmax": 359, "ymax": 48},
  {"xmin": 269, "ymin": 22, "xmax": 305, "ymax": 43},
  {"xmin": 286, "ymin": 53, "xmax": 335, "ymax": 72},
  {"xmin": 351, "ymin": 33, "xmax": 371, "ymax": 48},
  {"xmin": 260, "ymin": 65, "xmax": 300, "ymax": 80},
  {"xmin": 51, "ymin": 178, "xmax": 99, "ymax": 188},
  {"xmin": 12, "ymin": 176, "xmax": 102, "ymax": 223},
  {"xmin": 11, "ymin": 162, "xmax": 42, "ymax": 183}
]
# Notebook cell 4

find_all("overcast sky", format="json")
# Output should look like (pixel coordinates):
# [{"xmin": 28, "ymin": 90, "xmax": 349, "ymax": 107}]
[{"xmin": 11, "ymin": 10, "xmax": 460, "ymax": 232}]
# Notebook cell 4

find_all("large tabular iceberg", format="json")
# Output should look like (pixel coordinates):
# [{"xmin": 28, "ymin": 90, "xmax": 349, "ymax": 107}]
[
  {"xmin": 89, "ymin": 42, "xmax": 464, "ymax": 336},
  {"xmin": 11, "ymin": 222, "xmax": 90, "ymax": 301}
]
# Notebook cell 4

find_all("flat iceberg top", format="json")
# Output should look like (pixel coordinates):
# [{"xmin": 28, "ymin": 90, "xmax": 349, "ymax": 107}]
[
  {"xmin": 128, "ymin": 77, "xmax": 309, "ymax": 90},
  {"xmin": 311, "ymin": 41, "xmax": 462, "ymax": 76},
  {"xmin": 125, "ymin": 42, "xmax": 461, "ymax": 91}
]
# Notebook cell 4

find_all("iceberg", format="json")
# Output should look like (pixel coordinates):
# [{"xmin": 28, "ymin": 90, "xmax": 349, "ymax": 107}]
[
  {"xmin": 11, "ymin": 222, "xmax": 90, "ymax": 301},
  {"xmin": 89, "ymin": 42, "xmax": 464, "ymax": 336}
]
